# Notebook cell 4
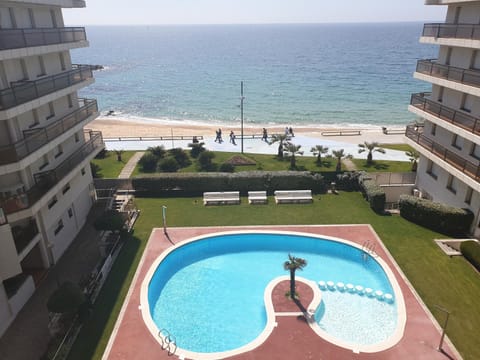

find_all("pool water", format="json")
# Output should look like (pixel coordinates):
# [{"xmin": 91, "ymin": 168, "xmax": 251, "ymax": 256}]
[{"xmin": 147, "ymin": 232, "xmax": 398, "ymax": 353}]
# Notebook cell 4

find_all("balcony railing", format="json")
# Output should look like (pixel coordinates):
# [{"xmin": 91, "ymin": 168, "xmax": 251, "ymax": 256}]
[
  {"xmin": 12, "ymin": 218, "xmax": 39, "ymax": 254},
  {"xmin": 405, "ymin": 125, "xmax": 480, "ymax": 181},
  {"xmin": 0, "ymin": 131, "xmax": 104, "ymax": 215},
  {"xmin": 410, "ymin": 93, "xmax": 480, "ymax": 135},
  {"xmin": 0, "ymin": 64, "xmax": 93, "ymax": 111},
  {"xmin": 423, "ymin": 23, "xmax": 480, "ymax": 40},
  {"xmin": 0, "ymin": 27, "xmax": 86, "ymax": 51},
  {"xmin": 416, "ymin": 59, "xmax": 480, "ymax": 88},
  {"xmin": 0, "ymin": 99, "xmax": 98, "ymax": 165}
]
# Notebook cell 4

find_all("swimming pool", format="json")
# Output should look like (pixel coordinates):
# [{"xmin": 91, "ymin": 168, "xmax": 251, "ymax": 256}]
[{"xmin": 141, "ymin": 231, "xmax": 406, "ymax": 359}]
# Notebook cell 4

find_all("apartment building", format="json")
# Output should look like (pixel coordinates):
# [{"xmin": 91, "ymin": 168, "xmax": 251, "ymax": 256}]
[
  {"xmin": 406, "ymin": 0, "xmax": 480, "ymax": 237},
  {"xmin": 0, "ymin": 0, "xmax": 103, "ymax": 336}
]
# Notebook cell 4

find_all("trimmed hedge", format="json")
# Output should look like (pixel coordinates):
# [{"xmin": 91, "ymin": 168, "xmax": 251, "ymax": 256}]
[
  {"xmin": 399, "ymin": 195, "xmax": 473, "ymax": 236},
  {"xmin": 132, "ymin": 171, "xmax": 326, "ymax": 197},
  {"xmin": 358, "ymin": 172, "xmax": 385, "ymax": 213},
  {"xmin": 460, "ymin": 240, "xmax": 480, "ymax": 272}
]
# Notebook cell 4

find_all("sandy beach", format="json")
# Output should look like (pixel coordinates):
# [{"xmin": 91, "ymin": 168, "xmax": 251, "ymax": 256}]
[{"xmin": 89, "ymin": 117, "xmax": 409, "ymax": 160}]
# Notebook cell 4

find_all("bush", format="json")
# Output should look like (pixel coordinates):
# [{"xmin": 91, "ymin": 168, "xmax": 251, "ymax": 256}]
[
  {"xmin": 335, "ymin": 171, "xmax": 363, "ymax": 191},
  {"xmin": 357, "ymin": 173, "xmax": 385, "ymax": 213},
  {"xmin": 158, "ymin": 157, "xmax": 180, "ymax": 172},
  {"xmin": 90, "ymin": 163, "xmax": 101, "ymax": 178},
  {"xmin": 168, "ymin": 148, "xmax": 191, "ymax": 167},
  {"xmin": 399, "ymin": 195, "xmax": 474, "ymax": 236},
  {"xmin": 460, "ymin": 241, "xmax": 480, "ymax": 272},
  {"xmin": 219, "ymin": 162, "xmax": 235, "ymax": 173},
  {"xmin": 198, "ymin": 151, "xmax": 216, "ymax": 171},
  {"xmin": 188, "ymin": 142, "xmax": 206, "ymax": 158},
  {"xmin": 95, "ymin": 148, "xmax": 108, "ymax": 159},
  {"xmin": 138, "ymin": 152, "xmax": 158, "ymax": 172},
  {"xmin": 147, "ymin": 145, "xmax": 166, "ymax": 159}
]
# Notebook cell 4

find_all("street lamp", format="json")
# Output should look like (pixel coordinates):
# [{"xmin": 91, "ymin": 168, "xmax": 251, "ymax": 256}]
[
  {"xmin": 240, "ymin": 81, "xmax": 245, "ymax": 154},
  {"xmin": 162, "ymin": 205, "xmax": 167, "ymax": 234}
]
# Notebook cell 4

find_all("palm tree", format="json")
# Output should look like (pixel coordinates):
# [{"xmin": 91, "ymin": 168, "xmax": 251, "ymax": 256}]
[
  {"xmin": 332, "ymin": 149, "xmax": 346, "ymax": 172},
  {"xmin": 284, "ymin": 142, "xmax": 303, "ymax": 169},
  {"xmin": 311, "ymin": 145, "xmax": 329, "ymax": 165},
  {"xmin": 406, "ymin": 149, "xmax": 420, "ymax": 172},
  {"xmin": 114, "ymin": 149, "xmax": 124, "ymax": 162},
  {"xmin": 269, "ymin": 133, "xmax": 289, "ymax": 158},
  {"xmin": 283, "ymin": 254, "xmax": 307, "ymax": 300},
  {"xmin": 358, "ymin": 141, "xmax": 386, "ymax": 165}
]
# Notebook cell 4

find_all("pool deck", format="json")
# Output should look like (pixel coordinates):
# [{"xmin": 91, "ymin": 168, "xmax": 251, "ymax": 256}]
[{"xmin": 103, "ymin": 225, "xmax": 460, "ymax": 360}]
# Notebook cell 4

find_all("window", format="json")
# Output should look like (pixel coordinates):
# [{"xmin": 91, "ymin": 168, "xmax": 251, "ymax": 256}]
[
  {"xmin": 460, "ymin": 94, "xmax": 473, "ymax": 113},
  {"xmin": 465, "ymin": 187, "xmax": 473, "ymax": 205},
  {"xmin": 28, "ymin": 8, "xmax": 35, "ymax": 28},
  {"xmin": 55, "ymin": 144, "xmax": 63, "ymax": 158},
  {"xmin": 20, "ymin": 59, "xmax": 28, "ymax": 80},
  {"xmin": 46, "ymin": 102, "xmax": 55, "ymax": 120},
  {"xmin": 81, "ymin": 167, "xmax": 85, "ymax": 176},
  {"xmin": 446, "ymin": 175, "xmax": 457, "ymax": 194},
  {"xmin": 431, "ymin": 123, "xmax": 437, "ymax": 136},
  {"xmin": 74, "ymin": 132, "xmax": 79, "ymax": 143},
  {"xmin": 426, "ymin": 160, "xmax": 438, "ymax": 180},
  {"xmin": 39, "ymin": 154, "xmax": 49, "ymax": 170},
  {"xmin": 62, "ymin": 183, "xmax": 70, "ymax": 194},
  {"xmin": 68, "ymin": 208, "xmax": 73, "ymax": 218},
  {"xmin": 445, "ymin": 47, "xmax": 452, "ymax": 66},
  {"xmin": 453, "ymin": 6, "xmax": 461, "ymax": 24},
  {"xmin": 452, "ymin": 134, "xmax": 463, "ymax": 150},
  {"xmin": 8, "ymin": 8, "xmax": 16, "ymax": 29},
  {"xmin": 470, "ymin": 143, "xmax": 480, "ymax": 160},
  {"xmin": 50, "ymin": 9, "xmax": 57, "ymax": 28},
  {"xmin": 37, "ymin": 56, "xmax": 46, "ymax": 77},
  {"xmin": 48, "ymin": 196, "xmax": 58, "ymax": 209},
  {"xmin": 59, "ymin": 53, "xmax": 66, "ymax": 71},
  {"xmin": 54, "ymin": 219, "xmax": 64, "ymax": 235},
  {"xmin": 437, "ymin": 87, "xmax": 444, "ymax": 103},
  {"xmin": 29, "ymin": 109, "xmax": 39, "ymax": 128},
  {"xmin": 67, "ymin": 94, "xmax": 73, "ymax": 108}
]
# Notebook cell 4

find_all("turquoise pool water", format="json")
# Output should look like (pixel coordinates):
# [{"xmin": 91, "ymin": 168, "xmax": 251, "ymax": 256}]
[{"xmin": 147, "ymin": 232, "xmax": 398, "ymax": 353}]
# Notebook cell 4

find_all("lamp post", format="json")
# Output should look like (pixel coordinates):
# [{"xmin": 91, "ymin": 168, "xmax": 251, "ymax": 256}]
[
  {"xmin": 240, "ymin": 81, "xmax": 245, "ymax": 154},
  {"xmin": 162, "ymin": 206, "xmax": 167, "ymax": 234},
  {"xmin": 434, "ymin": 304, "xmax": 450, "ymax": 353}
]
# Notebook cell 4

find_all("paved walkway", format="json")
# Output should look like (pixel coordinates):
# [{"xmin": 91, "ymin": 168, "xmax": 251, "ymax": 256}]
[
  {"xmin": 0, "ymin": 200, "xmax": 106, "ymax": 360},
  {"xmin": 118, "ymin": 151, "xmax": 144, "ymax": 179}
]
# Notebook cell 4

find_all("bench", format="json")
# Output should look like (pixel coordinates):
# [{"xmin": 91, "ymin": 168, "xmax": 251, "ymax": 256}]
[
  {"xmin": 382, "ymin": 127, "xmax": 405, "ymax": 135},
  {"xmin": 203, "ymin": 191, "xmax": 240, "ymax": 205},
  {"xmin": 321, "ymin": 130, "xmax": 361, "ymax": 136},
  {"xmin": 248, "ymin": 191, "xmax": 267, "ymax": 204},
  {"xmin": 274, "ymin": 190, "xmax": 313, "ymax": 204}
]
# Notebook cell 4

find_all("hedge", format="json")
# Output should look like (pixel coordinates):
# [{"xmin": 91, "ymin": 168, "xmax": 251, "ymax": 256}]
[
  {"xmin": 132, "ymin": 171, "xmax": 326, "ymax": 197},
  {"xmin": 357, "ymin": 172, "xmax": 385, "ymax": 213},
  {"xmin": 399, "ymin": 195, "xmax": 474, "ymax": 236},
  {"xmin": 460, "ymin": 241, "xmax": 480, "ymax": 272}
]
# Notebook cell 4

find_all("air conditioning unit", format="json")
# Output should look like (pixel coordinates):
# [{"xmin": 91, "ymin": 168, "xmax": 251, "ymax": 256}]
[{"xmin": 413, "ymin": 189, "xmax": 422, "ymax": 198}]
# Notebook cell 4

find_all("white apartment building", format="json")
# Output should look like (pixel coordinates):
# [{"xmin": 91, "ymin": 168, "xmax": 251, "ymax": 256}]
[
  {"xmin": 406, "ymin": 0, "xmax": 480, "ymax": 237},
  {"xmin": 0, "ymin": 0, "xmax": 103, "ymax": 336}
]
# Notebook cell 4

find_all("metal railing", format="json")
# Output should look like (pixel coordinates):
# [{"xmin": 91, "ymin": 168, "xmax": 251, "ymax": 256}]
[
  {"xmin": 405, "ymin": 125, "xmax": 480, "ymax": 182},
  {"xmin": 0, "ymin": 64, "xmax": 93, "ymax": 110},
  {"xmin": 0, "ymin": 27, "xmax": 86, "ymax": 51},
  {"xmin": 423, "ymin": 23, "xmax": 480, "ymax": 40},
  {"xmin": 410, "ymin": 92, "xmax": 480, "ymax": 135},
  {"xmin": 12, "ymin": 218, "xmax": 39, "ymax": 254},
  {"xmin": 0, "ymin": 131, "xmax": 104, "ymax": 214},
  {"xmin": 0, "ymin": 99, "xmax": 98, "ymax": 165},
  {"xmin": 416, "ymin": 59, "xmax": 480, "ymax": 87}
]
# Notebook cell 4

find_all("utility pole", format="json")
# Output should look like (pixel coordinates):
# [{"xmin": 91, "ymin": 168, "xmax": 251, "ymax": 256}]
[{"xmin": 240, "ymin": 81, "xmax": 245, "ymax": 154}]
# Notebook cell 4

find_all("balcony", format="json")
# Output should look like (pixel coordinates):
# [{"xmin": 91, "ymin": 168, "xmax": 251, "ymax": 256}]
[
  {"xmin": 0, "ymin": 131, "xmax": 104, "ymax": 215},
  {"xmin": 11, "ymin": 219, "xmax": 39, "ymax": 255},
  {"xmin": 0, "ymin": 27, "xmax": 86, "ymax": 51},
  {"xmin": 0, "ymin": 65, "xmax": 93, "ymax": 111},
  {"xmin": 405, "ymin": 125, "xmax": 480, "ymax": 182},
  {"xmin": 410, "ymin": 93, "xmax": 480, "ymax": 135},
  {"xmin": 0, "ymin": 99, "xmax": 98, "ymax": 165},
  {"xmin": 416, "ymin": 59, "xmax": 480, "ymax": 88},
  {"xmin": 422, "ymin": 23, "xmax": 480, "ymax": 40}
]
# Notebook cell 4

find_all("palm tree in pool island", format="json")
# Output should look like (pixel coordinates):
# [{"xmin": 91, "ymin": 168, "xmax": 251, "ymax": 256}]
[{"xmin": 284, "ymin": 254, "xmax": 307, "ymax": 299}]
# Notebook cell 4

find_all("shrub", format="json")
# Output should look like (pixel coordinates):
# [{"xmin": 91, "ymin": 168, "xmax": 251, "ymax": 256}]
[
  {"xmin": 357, "ymin": 173, "xmax": 385, "ymax": 213},
  {"xmin": 147, "ymin": 145, "xmax": 166, "ymax": 159},
  {"xmin": 198, "ymin": 151, "xmax": 216, "ymax": 171},
  {"xmin": 460, "ymin": 241, "xmax": 480, "ymax": 272},
  {"xmin": 158, "ymin": 157, "xmax": 180, "ymax": 172},
  {"xmin": 168, "ymin": 148, "xmax": 191, "ymax": 167},
  {"xmin": 90, "ymin": 163, "xmax": 101, "ymax": 179},
  {"xmin": 138, "ymin": 152, "xmax": 158, "ymax": 172},
  {"xmin": 399, "ymin": 195, "xmax": 474, "ymax": 236},
  {"xmin": 95, "ymin": 148, "xmax": 108, "ymax": 159},
  {"xmin": 188, "ymin": 142, "xmax": 206, "ymax": 158},
  {"xmin": 335, "ymin": 171, "xmax": 363, "ymax": 191},
  {"xmin": 219, "ymin": 162, "xmax": 235, "ymax": 173}
]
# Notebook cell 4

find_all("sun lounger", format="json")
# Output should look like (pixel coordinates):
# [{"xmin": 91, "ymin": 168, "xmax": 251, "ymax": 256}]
[
  {"xmin": 248, "ymin": 191, "xmax": 267, "ymax": 204},
  {"xmin": 203, "ymin": 191, "xmax": 240, "ymax": 205},
  {"xmin": 274, "ymin": 190, "xmax": 313, "ymax": 204}
]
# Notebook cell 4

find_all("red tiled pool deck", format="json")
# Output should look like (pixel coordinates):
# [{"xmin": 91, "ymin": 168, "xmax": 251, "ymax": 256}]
[{"xmin": 103, "ymin": 225, "xmax": 460, "ymax": 360}]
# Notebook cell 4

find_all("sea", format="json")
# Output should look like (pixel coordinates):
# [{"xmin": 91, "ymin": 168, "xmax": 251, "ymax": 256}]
[{"xmin": 71, "ymin": 23, "xmax": 438, "ymax": 129}]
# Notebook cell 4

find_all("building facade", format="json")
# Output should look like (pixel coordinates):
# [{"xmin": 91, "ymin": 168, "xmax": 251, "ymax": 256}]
[
  {"xmin": 406, "ymin": 0, "xmax": 480, "ymax": 237},
  {"xmin": 0, "ymin": 0, "xmax": 103, "ymax": 336}
]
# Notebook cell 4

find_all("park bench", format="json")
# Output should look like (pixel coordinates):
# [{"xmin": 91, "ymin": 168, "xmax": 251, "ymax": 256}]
[
  {"xmin": 274, "ymin": 190, "xmax": 313, "ymax": 204},
  {"xmin": 248, "ymin": 191, "xmax": 268, "ymax": 204},
  {"xmin": 203, "ymin": 191, "xmax": 240, "ymax": 205},
  {"xmin": 321, "ymin": 130, "xmax": 361, "ymax": 136}
]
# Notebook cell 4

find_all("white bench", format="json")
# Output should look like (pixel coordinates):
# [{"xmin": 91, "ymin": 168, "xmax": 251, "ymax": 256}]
[
  {"xmin": 274, "ymin": 190, "xmax": 313, "ymax": 204},
  {"xmin": 248, "ymin": 191, "xmax": 267, "ymax": 204},
  {"xmin": 203, "ymin": 191, "xmax": 240, "ymax": 205}
]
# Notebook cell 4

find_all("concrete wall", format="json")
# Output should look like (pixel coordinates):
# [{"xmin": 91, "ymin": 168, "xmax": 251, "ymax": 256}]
[{"xmin": 0, "ymin": 224, "xmax": 22, "ymax": 280}]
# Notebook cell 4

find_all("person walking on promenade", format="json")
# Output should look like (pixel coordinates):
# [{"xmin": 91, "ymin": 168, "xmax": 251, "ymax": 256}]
[
  {"xmin": 215, "ymin": 128, "xmax": 223, "ymax": 143},
  {"xmin": 230, "ymin": 131, "xmax": 236, "ymax": 145},
  {"xmin": 262, "ymin": 128, "xmax": 268, "ymax": 142}
]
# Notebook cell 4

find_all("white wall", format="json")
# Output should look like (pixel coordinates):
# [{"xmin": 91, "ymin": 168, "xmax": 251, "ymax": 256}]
[
  {"xmin": 0, "ymin": 224, "xmax": 22, "ymax": 280},
  {"xmin": 0, "ymin": 282, "xmax": 13, "ymax": 337}
]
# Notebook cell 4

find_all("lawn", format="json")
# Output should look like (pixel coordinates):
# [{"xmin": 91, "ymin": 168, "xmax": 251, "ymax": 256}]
[
  {"xmin": 91, "ymin": 150, "xmax": 137, "ymax": 178},
  {"xmin": 68, "ymin": 192, "xmax": 480, "ymax": 360},
  {"xmin": 350, "ymin": 158, "xmax": 413, "ymax": 172},
  {"xmin": 380, "ymin": 143, "xmax": 414, "ymax": 152}
]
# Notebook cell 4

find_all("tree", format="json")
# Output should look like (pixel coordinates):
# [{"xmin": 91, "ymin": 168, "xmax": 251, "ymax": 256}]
[
  {"xmin": 406, "ymin": 149, "xmax": 419, "ymax": 172},
  {"xmin": 147, "ymin": 145, "xmax": 166, "ymax": 159},
  {"xmin": 284, "ymin": 142, "xmax": 303, "ymax": 169},
  {"xmin": 269, "ymin": 133, "xmax": 289, "ymax": 158},
  {"xmin": 47, "ymin": 281, "xmax": 86, "ymax": 314},
  {"xmin": 159, "ymin": 157, "xmax": 180, "ymax": 172},
  {"xmin": 332, "ymin": 149, "xmax": 347, "ymax": 172},
  {"xmin": 358, "ymin": 141, "xmax": 386, "ymax": 165},
  {"xmin": 283, "ymin": 254, "xmax": 307, "ymax": 300},
  {"xmin": 168, "ymin": 148, "xmax": 191, "ymax": 167},
  {"xmin": 310, "ymin": 145, "xmax": 329, "ymax": 165},
  {"xmin": 93, "ymin": 210, "xmax": 125, "ymax": 233}
]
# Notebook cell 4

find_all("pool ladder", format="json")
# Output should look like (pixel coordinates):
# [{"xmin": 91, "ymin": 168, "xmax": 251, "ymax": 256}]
[
  {"xmin": 158, "ymin": 328, "xmax": 177, "ymax": 356},
  {"xmin": 361, "ymin": 240, "xmax": 378, "ymax": 260}
]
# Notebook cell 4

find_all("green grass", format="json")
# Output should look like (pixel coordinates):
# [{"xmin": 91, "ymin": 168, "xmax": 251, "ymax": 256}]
[
  {"xmin": 91, "ymin": 151, "xmax": 136, "ymax": 178},
  {"xmin": 351, "ymin": 158, "xmax": 412, "ymax": 172},
  {"xmin": 380, "ymin": 143, "xmax": 415, "ymax": 152},
  {"xmin": 68, "ymin": 192, "xmax": 480, "ymax": 360}
]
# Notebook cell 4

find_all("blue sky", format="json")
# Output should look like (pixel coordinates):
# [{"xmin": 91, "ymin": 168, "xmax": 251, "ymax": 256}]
[{"xmin": 64, "ymin": 0, "xmax": 447, "ymax": 25}]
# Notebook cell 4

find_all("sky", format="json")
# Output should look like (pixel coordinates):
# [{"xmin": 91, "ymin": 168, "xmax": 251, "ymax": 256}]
[{"xmin": 63, "ymin": 0, "xmax": 447, "ymax": 26}]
